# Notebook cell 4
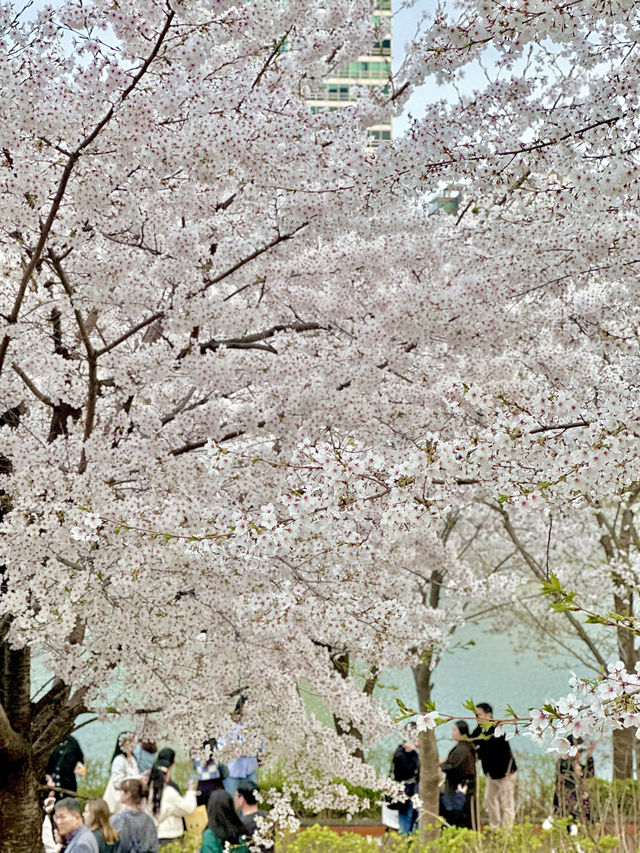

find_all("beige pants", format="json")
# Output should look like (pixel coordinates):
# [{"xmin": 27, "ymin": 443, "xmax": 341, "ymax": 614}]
[{"xmin": 485, "ymin": 772, "xmax": 517, "ymax": 828}]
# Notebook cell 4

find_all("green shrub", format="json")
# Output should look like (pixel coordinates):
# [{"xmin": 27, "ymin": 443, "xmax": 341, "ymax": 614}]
[
  {"xmin": 149, "ymin": 835, "xmax": 201, "ymax": 853},
  {"xmin": 587, "ymin": 777, "xmax": 640, "ymax": 823},
  {"xmin": 279, "ymin": 823, "xmax": 621, "ymax": 853},
  {"xmin": 76, "ymin": 758, "xmax": 109, "ymax": 801},
  {"xmin": 283, "ymin": 825, "xmax": 382, "ymax": 853}
]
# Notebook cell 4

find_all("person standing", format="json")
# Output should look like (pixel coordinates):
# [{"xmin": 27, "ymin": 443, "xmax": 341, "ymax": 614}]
[
  {"xmin": 53, "ymin": 798, "xmax": 99, "ymax": 853},
  {"xmin": 110, "ymin": 778, "xmax": 158, "ymax": 853},
  {"xmin": 202, "ymin": 789, "xmax": 248, "ymax": 853},
  {"xmin": 391, "ymin": 735, "xmax": 420, "ymax": 835},
  {"xmin": 220, "ymin": 699, "xmax": 260, "ymax": 796},
  {"xmin": 148, "ymin": 747, "xmax": 198, "ymax": 846},
  {"xmin": 439, "ymin": 721, "xmax": 476, "ymax": 828},
  {"xmin": 46, "ymin": 736, "xmax": 85, "ymax": 799},
  {"xmin": 134, "ymin": 741, "xmax": 158, "ymax": 777},
  {"xmin": 83, "ymin": 799, "xmax": 119, "ymax": 853},
  {"xmin": 233, "ymin": 780, "xmax": 267, "ymax": 839},
  {"xmin": 103, "ymin": 732, "xmax": 140, "ymax": 815},
  {"xmin": 472, "ymin": 702, "xmax": 517, "ymax": 829}
]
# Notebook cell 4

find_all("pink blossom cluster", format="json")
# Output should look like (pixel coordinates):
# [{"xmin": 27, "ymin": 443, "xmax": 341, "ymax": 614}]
[{"xmin": 525, "ymin": 662, "xmax": 640, "ymax": 754}]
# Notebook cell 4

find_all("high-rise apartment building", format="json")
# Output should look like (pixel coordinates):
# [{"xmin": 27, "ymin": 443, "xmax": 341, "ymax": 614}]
[{"xmin": 307, "ymin": 0, "xmax": 392, "ymax": 144}]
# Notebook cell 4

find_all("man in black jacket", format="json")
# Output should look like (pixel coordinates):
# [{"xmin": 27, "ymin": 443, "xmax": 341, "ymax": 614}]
[{"xmin": 471, "ymin": 703, "xmax": 517, "ymax": 828}]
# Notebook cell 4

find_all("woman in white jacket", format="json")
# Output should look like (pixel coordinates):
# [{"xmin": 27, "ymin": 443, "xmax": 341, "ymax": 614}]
[
  {"xmin": 147, "ymin": 747, "xmax": 197, "ymax": 846},
  {"xmin": 103, "ymin": 732, "xmax": 140, "ymax": 815}
]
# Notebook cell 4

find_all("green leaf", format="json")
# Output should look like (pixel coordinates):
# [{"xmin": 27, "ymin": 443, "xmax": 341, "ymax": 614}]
[
  {"xmin": 462, "ymin": 698, "xmax": 477, "ymax": 713},
  {"xmin": 541, "ymin": 573, "xmax": 564, "ymax": 596},
  {"xmin": 550, "ymin": 593, "xmax": 577, "ymax": 613},
  {"xmin": 585, "ymin": 614, "xmax": 609, "ymax": 625}
]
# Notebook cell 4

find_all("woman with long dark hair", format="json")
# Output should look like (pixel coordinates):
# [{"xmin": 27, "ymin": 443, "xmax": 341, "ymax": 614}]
[
  {"xmin": 103, "ymin": 732, "xmax": 140, "ymax": 815},
  {"xmin": 439, "ymin": 720, "xmax": 477, "ymax": 829},
  {"xmin": 148, "ymin": 747, "xmax": 197, "ymax": 846},
  {"xmin": 201, "ymin": 789, "xmax": 248, "ymax": 853}
]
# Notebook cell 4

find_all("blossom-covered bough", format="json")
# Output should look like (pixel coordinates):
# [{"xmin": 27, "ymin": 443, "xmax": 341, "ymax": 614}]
[
  {"xmin": 411, "ymin": 583, "xmax": 640, "ymax": 756},
  {"xmin": 2, "ymin": 0, "xmax": 640, "ymax": 848}
]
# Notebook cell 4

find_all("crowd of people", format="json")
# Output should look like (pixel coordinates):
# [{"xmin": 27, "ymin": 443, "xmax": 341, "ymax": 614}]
[
  {"xmin": 390, "ymin": 701, "xmax": 598, "ymax": 835},
  {"xmin": 390, "ymin": 701, "xmax": 519, "ymax": 834},
  {"xmin": 42, "ymin": 699, "xmax": 596, "ymax": 851},
  {"xmin": 42, "ymin": 731, "xmax": 266, "ymax": 853}
]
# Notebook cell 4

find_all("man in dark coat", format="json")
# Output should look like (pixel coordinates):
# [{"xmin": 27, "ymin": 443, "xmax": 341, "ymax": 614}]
[{"xmin": 471, "ymin": 702, "xmax": 517, "ymax": 828}]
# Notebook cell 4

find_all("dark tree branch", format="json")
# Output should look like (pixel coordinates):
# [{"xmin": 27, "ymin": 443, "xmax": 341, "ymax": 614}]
[
  {"xmin": 487, "ymin": 501, "xmax": 608, "ymax": 669},
  {"xmin": 170, "ymin": 429, "xmax": 245, "ymax": 457},
  {"xmin": 191, "ymin": 221, "xmax": 309, "ymax": 299},
  {"xmin": 250, "ymin": 30, "xmax": 290, "ymax": 93},
  {"xmin": 12, "ymin": 363, "xmax": 55, "ymax": 407},
  {"xmin": 95, "ymin": 312, "xmax": 165, "ymax": 357},
  {"xmin": 529, "ymin": 420, "xmax": 590, "ymax": 434},
  {"xmin": 197, "ymin": 321, "xmax": 325, "ymax": 357},
  {"xmin": 47, "ymin": 252, "xmax": 96, "ymax": 360},
  {"xmin": 0, "ymin": 7, "xmax": 176, "ymax": 376}
]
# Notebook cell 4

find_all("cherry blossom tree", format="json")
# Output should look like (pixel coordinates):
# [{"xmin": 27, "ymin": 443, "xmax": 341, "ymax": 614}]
[
  {"xmin": 4, "ymin": 0, "xmax": 640, "ymax": 848},
  {"xmin": 0, "ymin": 0, "xmax": 419, "ymax": 847}
]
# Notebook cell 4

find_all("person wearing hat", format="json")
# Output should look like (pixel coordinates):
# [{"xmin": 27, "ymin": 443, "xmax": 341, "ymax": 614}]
[{"xmin": 147, "ymin": 747, "xmax": 197, "ymax": 846}]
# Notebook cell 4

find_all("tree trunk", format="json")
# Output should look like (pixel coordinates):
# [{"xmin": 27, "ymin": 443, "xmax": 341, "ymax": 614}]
[
  {"xmin": 0, "ymin": 762, "xmax": 42, "ymax": 853},
  {"xmin": 413, "ymin": 656, "xmax": 440, "ymax": 844},
  {"xmin": 0, "ymin": 640, "xmax": 88, "ymax": 853},
  {"xmin": 613, "ymin": 726, "xmax": 634, "ymax": 780},
  {"xmin": 613, "ymin": 583, "xmax": 636, "ymax": 780},
  {"xmin": 0, "ymin": 643, "xmax": 41, "ymax": 853}
]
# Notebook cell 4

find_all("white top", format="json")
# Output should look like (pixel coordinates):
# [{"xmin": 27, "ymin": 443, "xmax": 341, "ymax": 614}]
[
  {"xmin": 150, "ymin": 785, "xmax": 197, "ymax": 840},
  {"xmin": 103, "ymin": 754, "xmax": 140, "ymax": 814}
]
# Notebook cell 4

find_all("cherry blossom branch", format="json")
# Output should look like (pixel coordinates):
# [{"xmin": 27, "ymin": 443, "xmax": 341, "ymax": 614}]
[
  {"xmin": 541, "ymin": 573, "xmax": 640, "ymax": 636},
  {"xmin": 0, "ymin": 152, "xmax": 81, "ymax": 375},
  {"xmin": 0, "ymin": 8, "xmax": 176, "ymax": 377},
  {"xmin": 11, "ymin": 363, "xmax": 55, "ymax": 407},
  {"xmin": 192, "ymin": 221, "xmax": 310, "ymax": 299},
  {"xmin": 95, "ymin": 312, "xmax": 165, "ymax": 357}
]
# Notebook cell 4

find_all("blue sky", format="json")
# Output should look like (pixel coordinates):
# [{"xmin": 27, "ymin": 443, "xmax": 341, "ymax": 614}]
[{"xmin": 392, "ymin": 0, "xmax": 489, "ymax": 136}]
